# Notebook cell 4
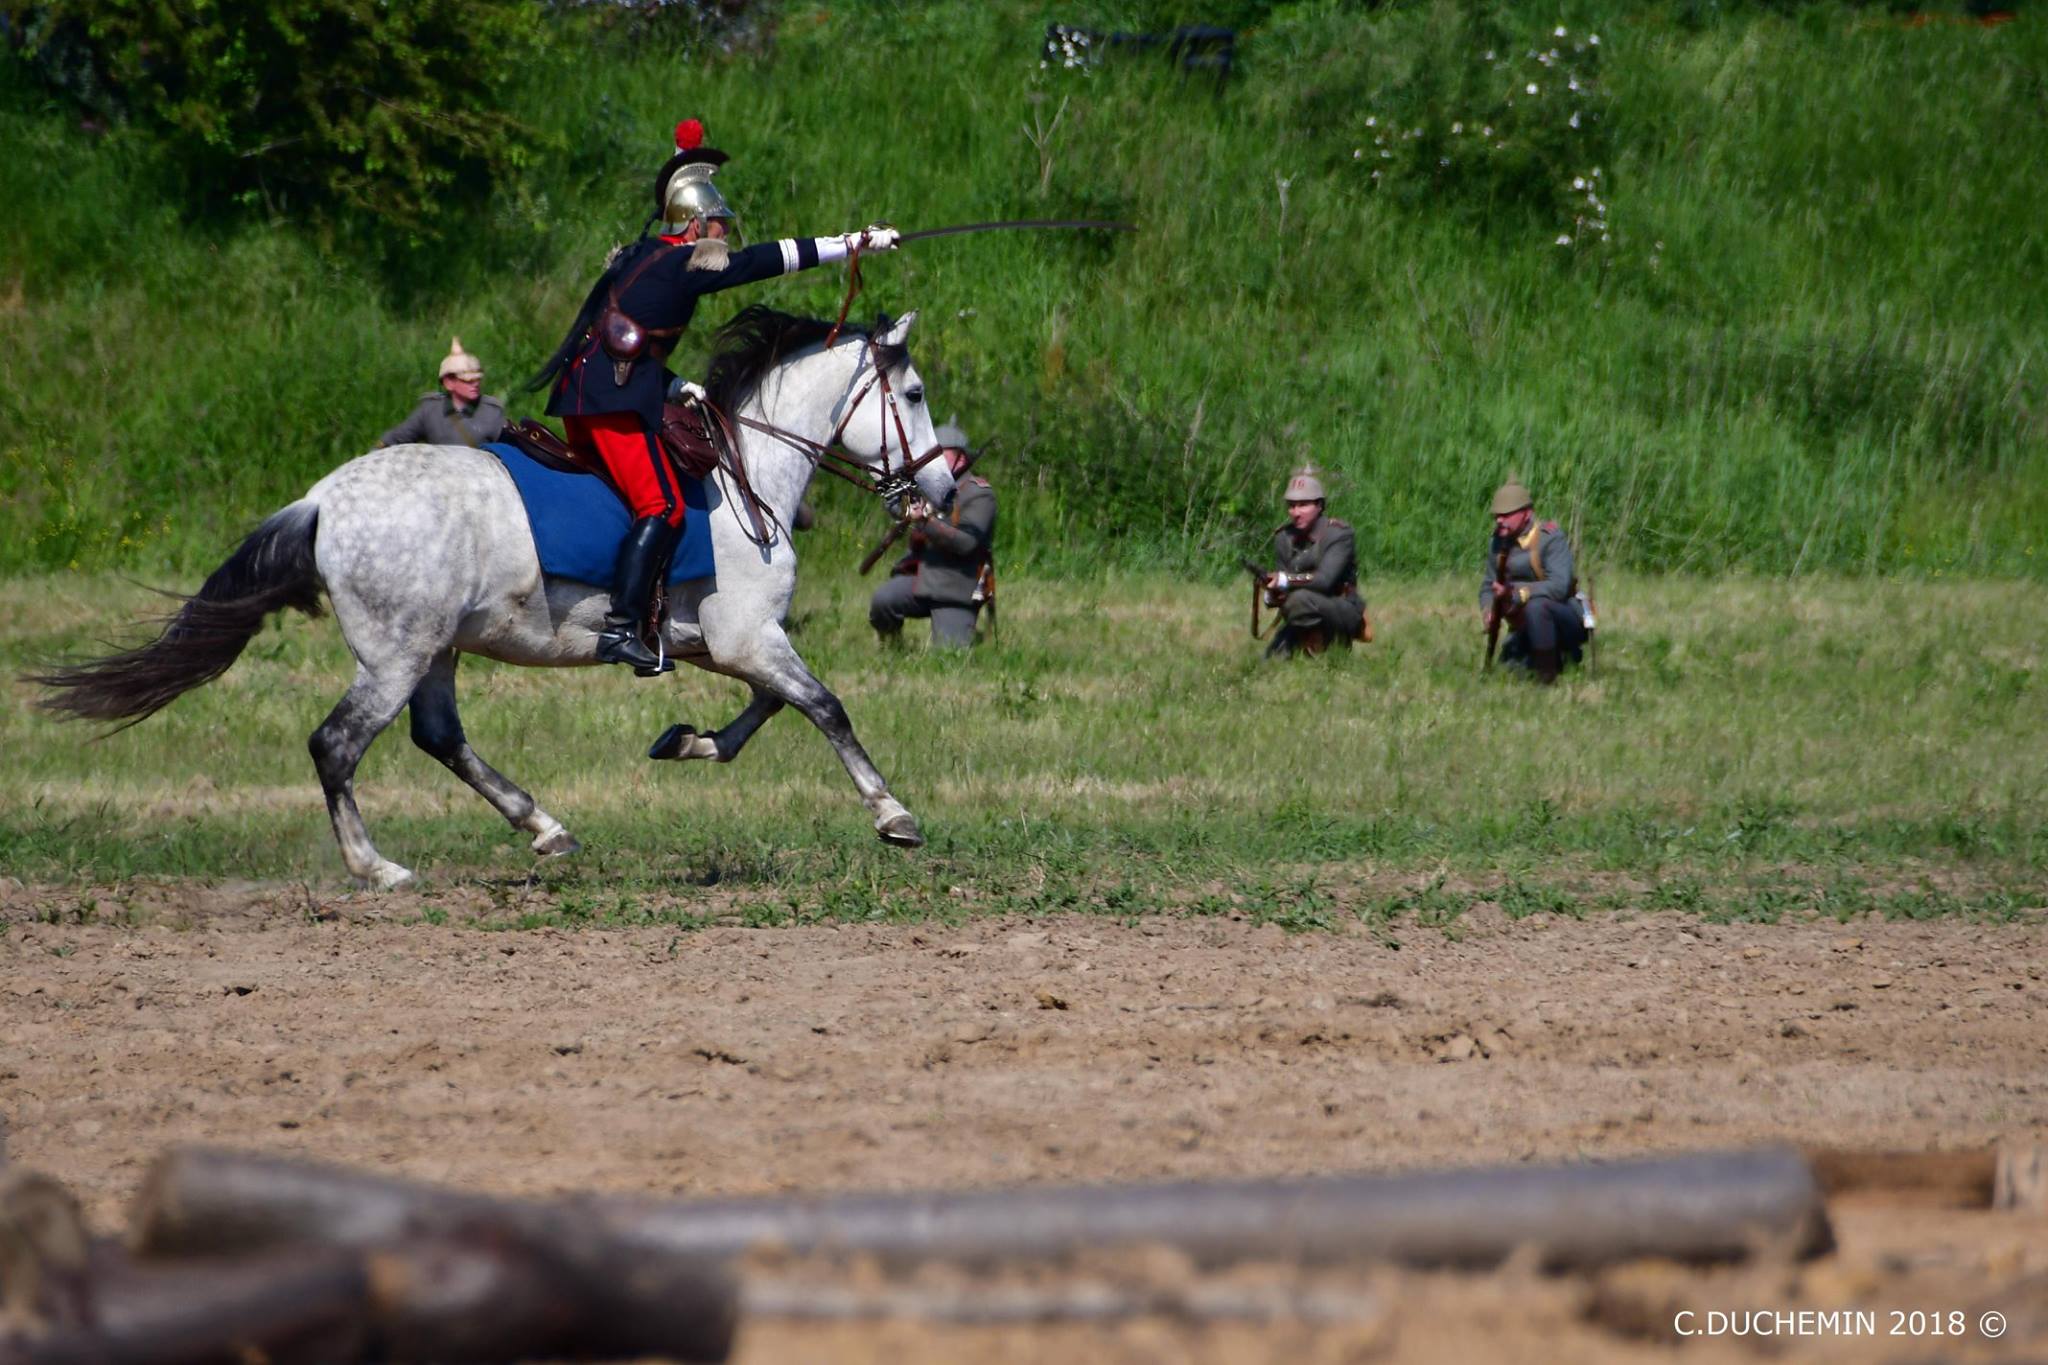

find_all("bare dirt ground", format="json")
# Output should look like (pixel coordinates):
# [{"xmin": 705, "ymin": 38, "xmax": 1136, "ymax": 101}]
[{"xmin": 4, "ymin": 882, "xmax": 2046, "ymax": 1362}]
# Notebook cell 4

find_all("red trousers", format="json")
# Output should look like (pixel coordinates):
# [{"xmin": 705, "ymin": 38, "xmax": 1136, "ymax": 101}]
[{"xmin": 563, "ymin": 413, "xmax": 686, "ymax": 528}]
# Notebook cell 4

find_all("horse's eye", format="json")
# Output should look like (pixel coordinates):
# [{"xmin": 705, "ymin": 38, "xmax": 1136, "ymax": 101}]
[{"xmin": 905, "ymin": 386, "xmax": 924, "ymax": 405}]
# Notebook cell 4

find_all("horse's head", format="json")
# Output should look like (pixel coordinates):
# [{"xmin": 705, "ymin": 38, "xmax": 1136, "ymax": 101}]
[{"xmin": 842, "ymin": 311, "xmax": 956, "ymax": 510}]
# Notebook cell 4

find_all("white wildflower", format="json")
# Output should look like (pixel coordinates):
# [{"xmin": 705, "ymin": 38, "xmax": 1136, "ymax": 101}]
[
  {"xmin": 1590, "ymin": 33, "xmax": 1600, "ymax": 44},
  {"xmin": 1569, "ymin": 111, "xmax": 1580, "ymax": 129},
  {"xmin": 1526, "ymin": 82, "xmax": 1539, "ymax": 95},
  {"xmin": 1572, "ymin": 177, "xmax": 1586, "ymax": 190},
  {"xmin": 1439, "ymin": 156, "xmax": 1450, "ymax": 167},
  {"xmin": 1555, "ymin": 25, "xmax": 1567, "ymax": 37},
  {"xmin": 1556, "ymin": 234, "xmax": 1572, "ymax": 246},
  {"xmin": 1353, "ymin": 148, "xmax": 1363, "ymax": 158},
  {"xmin": 1482, "ymin": 126, "xmax": 1493, "ymax": 136},
  {"xmin": 1366, "ymin": 115, "xmax": 1377, "ymax": 126},
  {"xmin": 1451, "ymin": 121, "xmax": 1463, "ymax": 133},
  {"xmin": 1484, "ymin": 49, "xmax": 1495, "ymax": 60}
]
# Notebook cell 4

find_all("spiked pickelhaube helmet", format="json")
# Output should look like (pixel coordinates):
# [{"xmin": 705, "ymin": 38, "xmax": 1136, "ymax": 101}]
[
  {"xmin": 1283, "ymin": 467, "xmax": 1326, "ymax": 503},
  {"xmin": 655, "ymin": 118, "xmax": 735, "ymax": 234}
]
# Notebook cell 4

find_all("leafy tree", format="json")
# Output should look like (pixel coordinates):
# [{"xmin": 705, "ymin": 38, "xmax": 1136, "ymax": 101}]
[{"xmin": 5, "ymin": 0, "xmax": 547, "ymax": 239}]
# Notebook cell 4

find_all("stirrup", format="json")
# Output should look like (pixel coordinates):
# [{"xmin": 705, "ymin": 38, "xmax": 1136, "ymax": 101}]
[{"xmin": 634, "ymin": 632, "xmax": 674, "ymax": 677}]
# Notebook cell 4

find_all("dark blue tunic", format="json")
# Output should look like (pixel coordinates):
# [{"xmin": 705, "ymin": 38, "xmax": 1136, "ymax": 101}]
[{"xmin": 544, "ymin": 236, "xmax": 824, "ymax": 428}]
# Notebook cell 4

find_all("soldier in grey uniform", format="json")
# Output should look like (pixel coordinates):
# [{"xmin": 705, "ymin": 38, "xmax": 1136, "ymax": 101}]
[
  {"xmin": 1260, "ymin": 468, "xmax": 1366, "ymax": 658},
  {"xmin": 379, "ymin": 337, "xmax": 507, "ymax": 448},
  {"xmin": 869, "ymin": 417, "xmax": 995, "ymax": 650},
  {"xmin": 1481, "ymin": 479, "xmax": 1587, "ymax": 684}
]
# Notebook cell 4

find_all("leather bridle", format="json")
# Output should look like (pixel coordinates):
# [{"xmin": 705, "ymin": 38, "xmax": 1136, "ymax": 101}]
[{"xmin": 727, "ymin": 330, "xmax": 946, "ymax": 509}]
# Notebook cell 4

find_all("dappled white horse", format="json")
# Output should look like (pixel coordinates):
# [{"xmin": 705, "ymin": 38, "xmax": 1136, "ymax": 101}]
[{"xmin": 35, "ymin": 308, "xmax": 953, "ymax": 888}]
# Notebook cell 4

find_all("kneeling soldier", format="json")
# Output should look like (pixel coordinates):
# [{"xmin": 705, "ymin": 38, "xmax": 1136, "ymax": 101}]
[
  {"xmin": 1261, "ymin": 468, "xmax": 1366, "ymax": 659},
  {"xmin": 869, "ymin": 418, "xmax": 996, "ymax": 649},
  {"xmin": 1481, "ymin": 480, "xmax": 1589, "ymax": 684}
]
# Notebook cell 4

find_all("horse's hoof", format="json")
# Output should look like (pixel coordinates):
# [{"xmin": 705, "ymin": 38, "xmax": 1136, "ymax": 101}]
[
  {"xmin": 876, "ymin": 812, "xmax": 925, "ymax": 848},
  {"xmin": 363, "ymin": 862, "xmax": 416, "ymax": 892},
  {"xmin": 648, "ymin": 723, "xmax": 696, "ymax": 761},
  {"xmin": 532, "ymin": 827, "xmax": 581, "ymax": 858}
]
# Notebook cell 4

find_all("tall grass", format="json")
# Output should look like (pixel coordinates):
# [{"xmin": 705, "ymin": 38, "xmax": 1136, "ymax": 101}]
[{"xmin": 1, "ymin": 1, "xmax": 2042, "ymax": 578}]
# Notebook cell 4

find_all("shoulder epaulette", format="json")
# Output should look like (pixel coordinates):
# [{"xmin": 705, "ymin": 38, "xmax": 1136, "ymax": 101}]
[
  {"xmin": 1542, "ymin": 520, "xmax": 1561, "ymax": 533},
  {"xmin": 965, "ymin": 474, "xmax": 991, "ymax": 487},
  {"xmin": 1325, "ymin": 517, "xmax": 1352, "ymax": 530}
]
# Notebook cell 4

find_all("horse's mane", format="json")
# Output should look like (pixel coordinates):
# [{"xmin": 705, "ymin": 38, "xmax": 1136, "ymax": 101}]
[{"xmin": 705, "ymin": 305, "xmax": 906, "ymax": 412}]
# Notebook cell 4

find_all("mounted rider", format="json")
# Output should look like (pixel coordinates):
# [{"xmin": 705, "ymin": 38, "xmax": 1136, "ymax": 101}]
[{"xmin": 527, "ymin": 118, "xmax": 900, "ymax": 674}]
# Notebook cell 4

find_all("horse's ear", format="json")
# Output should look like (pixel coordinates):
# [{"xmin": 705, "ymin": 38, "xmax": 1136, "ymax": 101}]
[{"xmin": 875, "ymin": 311, "xmax": 917, "ymax": 348}]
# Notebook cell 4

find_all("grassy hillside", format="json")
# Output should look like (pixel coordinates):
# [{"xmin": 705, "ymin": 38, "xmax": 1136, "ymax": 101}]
[{"xmin": 2, "ymin": 0, "xmax": 2043, "ymax": 579}]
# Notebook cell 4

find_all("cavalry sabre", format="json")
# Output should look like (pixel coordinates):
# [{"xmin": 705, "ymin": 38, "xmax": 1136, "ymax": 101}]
[{"xmin": 825, "ymin": 219, "xmax": 1136, "ymax": 345}]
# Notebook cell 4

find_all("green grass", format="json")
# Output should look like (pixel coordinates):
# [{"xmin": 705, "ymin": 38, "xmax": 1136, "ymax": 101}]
[
  {"xmin": 2, "ymin": 571, "xmax": 2041, "ymax": 930},
  {"xmin": 2, "ymin": 1, "xmax": 2044, "ymax": 579}
]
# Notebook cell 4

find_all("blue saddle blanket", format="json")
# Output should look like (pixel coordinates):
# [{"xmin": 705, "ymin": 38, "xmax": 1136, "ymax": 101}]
[{"xmin": 485, "ymin": 442, "xmax": 715, "ymax": 586}]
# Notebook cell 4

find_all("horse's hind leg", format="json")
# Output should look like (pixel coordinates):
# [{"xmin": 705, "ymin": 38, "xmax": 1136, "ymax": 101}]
[
  {"xmin": 408, "ymin": 649, "xmax": 579, "ymax": 858},
  {"xmin": 311, "ymin": 660, "xmax": 432, "ymax": 890}
]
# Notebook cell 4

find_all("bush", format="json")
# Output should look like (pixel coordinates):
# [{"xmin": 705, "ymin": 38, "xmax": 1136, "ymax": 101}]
[{"xmin": 5, "ymin": 0, "xmax": 547, "ymax": 240}]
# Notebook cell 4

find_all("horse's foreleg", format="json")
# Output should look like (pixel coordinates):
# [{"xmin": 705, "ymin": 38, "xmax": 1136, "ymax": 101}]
[
  {"xmin": 310, "ymin": 662, "xmax": 431, "ymax": 889},
  {"xmin": 647, "ymin": 683, "xmax": 785, "ymax": 763},
  {"xmin": 715, "ymin": 635, "xmax": 922, "ymax": 847},
  {"xmin": 408, "ymin": 650, "xmax": 579, "ymax": 858}
]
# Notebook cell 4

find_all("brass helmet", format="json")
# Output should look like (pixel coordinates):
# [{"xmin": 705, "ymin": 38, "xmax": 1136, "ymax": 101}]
[
  {"xmin": 437, "ymin": 336, "xmax": 482, "ymax": 382},
  {"xmin": 1283, "ymin": 467, "xmax": 1326, "ymax": 503},
  {"xmin": 661, "ymin": 162, "xmax": 735, "ymax": 235},
  {"xmin": 1490, "ymin": 480, "xmax": 1533, "ymax": 516}
]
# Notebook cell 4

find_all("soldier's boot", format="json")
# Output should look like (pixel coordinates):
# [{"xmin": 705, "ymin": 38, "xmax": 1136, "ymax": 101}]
[
  {"xmin": 597, "ymin": 516, "xmax": 678, "ymax": 674},
  {"xmin": 1530, "ymin": 646, "xmax": 1562, "ymax": 686},
  {"xmin": 1298, "ymin": 627, "xmax": 1330, "ymax": 657},
  {"xmin": 1264, "ymin": 626, "xmax": 1298, "ymax": 661}
]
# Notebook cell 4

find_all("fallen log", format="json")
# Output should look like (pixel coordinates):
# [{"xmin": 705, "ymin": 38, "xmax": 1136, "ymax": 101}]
[
  {"xmin": 131, "ymin": 1153, "xmax": 736, "ymax": 1362},
  {"xmin": 1, "ymin": 1247, "xmax": 371, "ymax": 1365},
  {"xmin": 135, "ymin": 1145, "xmax": 1832, "ymax": 1276}
]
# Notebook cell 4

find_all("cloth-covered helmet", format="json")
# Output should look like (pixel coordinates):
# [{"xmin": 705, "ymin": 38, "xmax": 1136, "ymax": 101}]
[
  {"xmin": 437, "ymin": 336, "xmax": 482, "ymax": 382},
  {"xmin": 934, "ymin": 415, "xmax": 972, "ymax": 452},
  {"xmin": 1284, "ymin": 468, "xmax": 1325, "ymax": 503},
  {"xmin": 1490, "ymin": 480, "xmax": 1533, "ymax": 516}
]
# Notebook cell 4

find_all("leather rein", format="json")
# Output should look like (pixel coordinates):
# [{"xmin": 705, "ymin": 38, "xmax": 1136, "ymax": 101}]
[{"xmin": 724, "ymin": 329, "xmax": 945, "ymax": 513}]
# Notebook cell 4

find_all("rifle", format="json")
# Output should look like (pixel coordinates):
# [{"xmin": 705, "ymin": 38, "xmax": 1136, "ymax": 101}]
[
  {"xmin": 1483, "ymin": 545, "xmax": 1510, "ymax": 670},
  {"xmin": 857, "ymin": 441, "xmax": 993, "ymax": 575},
  {"xmin": 1239, "ymin": 557, "xmax": 1284, "ymax": 638}
]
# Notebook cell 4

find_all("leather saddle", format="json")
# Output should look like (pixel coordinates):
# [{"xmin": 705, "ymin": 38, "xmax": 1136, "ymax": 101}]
[
  {"xmin": 498, "ymin": 408, "xmax": 771, "ymax": 546},
  {"xmin": 498, "ymin": 407, "xmax": 721, "ymax": 485}
]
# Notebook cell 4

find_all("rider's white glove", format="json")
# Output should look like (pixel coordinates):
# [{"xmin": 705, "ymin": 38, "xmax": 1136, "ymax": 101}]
[
  {"xmin": 1273, "ymin": 572, "xmax": 1291, "ymax": 591},
  {"xmin": 667, "ymin": 378, "xmax": 707, "ymax": 404},
  {"xmin": 848, "ymin": 224, "xmax": 901, "ymax": 253}
]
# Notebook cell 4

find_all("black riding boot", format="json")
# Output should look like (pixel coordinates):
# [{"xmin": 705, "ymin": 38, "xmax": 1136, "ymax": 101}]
[
  {"xmin": 1530, "ymin": 646, "xmax": 1562, "ymax": 685},
  {"xmin": 597, "ymin": 517, "xmax": 678, "ymax": 673}
]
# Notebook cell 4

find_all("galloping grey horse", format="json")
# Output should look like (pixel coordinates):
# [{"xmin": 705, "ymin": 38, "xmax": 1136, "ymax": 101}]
[{"xmin": 34, "ymin": 308, "xmax": 954, "ymax": 889}]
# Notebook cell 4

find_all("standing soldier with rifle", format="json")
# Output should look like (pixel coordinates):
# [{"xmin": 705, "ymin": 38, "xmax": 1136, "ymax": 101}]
[
  {"xmin": 1481, "ymin": 479, "xmax": 1591, "ymax": 684},
  {"xmin": 868, "ymin": 417, "xmax": 995, "ymax": 649},
  {"xmin": 1253, "ymin": 468, "xmax": 1367, "ymax": 659}
]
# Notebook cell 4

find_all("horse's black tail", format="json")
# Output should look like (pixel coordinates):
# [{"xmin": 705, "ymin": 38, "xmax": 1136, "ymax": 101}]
[{"xmin": 29, "ymin": 502, "xmax": 324, "ymax": 729}]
